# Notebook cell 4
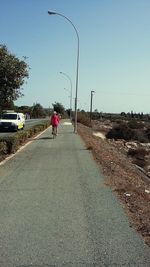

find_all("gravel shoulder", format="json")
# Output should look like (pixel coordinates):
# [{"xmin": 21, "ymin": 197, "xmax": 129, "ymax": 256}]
[{"xmin": 78, "ymin": 123, "xmax": 150, "ymax": 247}]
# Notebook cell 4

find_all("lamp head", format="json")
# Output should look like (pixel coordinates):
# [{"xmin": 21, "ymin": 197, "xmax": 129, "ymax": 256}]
[{"xmin": 48, "ymin": 11, "xmax": 56, "ymax": 15}]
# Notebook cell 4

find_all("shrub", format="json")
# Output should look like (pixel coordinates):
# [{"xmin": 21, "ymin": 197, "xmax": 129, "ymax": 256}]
[
  {"xmin": 133, "ymin": 130, "xmax": 148, "ymax": 143},
  {"xmin": 127, "ymin": 148, "xmax": 149, "ymax": 157},
  {"xmin": 106, "ymin": 121, "xmax": 150, "ymax": 143},
  {"xmin": 0, "ymin": 141, "xmax": 7, "ymax": 154},
  {"xmin": 0, "ymin": 141, "xmax": 8, "ymax": 161},
  {"xmin": 132, "ymin": 158, "xmax": 146, "ymax": 168},
  {"xmin": 73, "ymin": 112, "xmax": 92, "ymax": 127},
  {"xmin": 127, "ymin": 148, "xmax": 149, "ymax": 169},
  {"xmin": 0, "ymin": 120, "xmax": 50, "ymax": 160},
  {"xmin": 16, "ymin": 131, "xmax": 28, "ymax": 144},
  {"xmin": 0, "ymin": 136, "xmax": 19, "ymax": 154},
  {"xmin": 144, "ymin": 128, "xmax": 150, "ymax": 141},
  {"xmin": 106, "ymin": 122, "xmax": 134, "ymax": 140},
  {"xmin": 127, "ymin": 119, "xmax": 144, "ymax": 129}
]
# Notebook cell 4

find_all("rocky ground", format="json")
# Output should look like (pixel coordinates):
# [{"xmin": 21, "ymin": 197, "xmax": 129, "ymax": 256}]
[{"xmin": 78, "ymin": 121, "xmax": 150, "ymax": 247}]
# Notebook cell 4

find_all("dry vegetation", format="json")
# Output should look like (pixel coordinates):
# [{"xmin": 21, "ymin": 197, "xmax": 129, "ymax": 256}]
[{"xmin": 78, "ymin": 120, "xmax": 150, "ymax": 247}]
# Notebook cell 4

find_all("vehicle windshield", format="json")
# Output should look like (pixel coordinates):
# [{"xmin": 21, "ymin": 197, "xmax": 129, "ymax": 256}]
[{"xmin": 1, "ymin": 114, "xmax": 17, "ymax": 120}]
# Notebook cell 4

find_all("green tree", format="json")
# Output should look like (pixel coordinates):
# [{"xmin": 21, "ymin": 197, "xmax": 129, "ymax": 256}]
[
  {"xmin": 121, "ymin": 112, "xmax": 126, "ymax": 117},
  {"xmin": 0, "ymin": 44, "xmax": 29, "ymax": 112},
  {"xmin": 52, "ymin": 102, "xmax": 65, "ymax": 114},
  {"xmin": 15, "ymin": 105, "xmax": 32, "ymax": 118},
  {"xmin": 31, "ymin": 103, "xmax": 46, "ymax": 118}
]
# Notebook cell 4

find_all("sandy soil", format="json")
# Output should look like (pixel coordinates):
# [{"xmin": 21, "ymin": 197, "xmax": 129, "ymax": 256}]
[{"xmin": 78, "ymin": 123, "xmax": 150, "ymax": 247}]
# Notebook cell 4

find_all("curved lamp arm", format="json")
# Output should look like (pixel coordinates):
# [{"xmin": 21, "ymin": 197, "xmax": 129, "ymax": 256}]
[{"xmin": 48, "ymin": 11, "xmax": 79, "ymax": 133}]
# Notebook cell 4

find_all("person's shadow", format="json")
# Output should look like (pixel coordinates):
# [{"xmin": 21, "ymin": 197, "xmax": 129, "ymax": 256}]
[{"xmin": 38, "ymin": 137, "xmax": 53, "ymax": 140}]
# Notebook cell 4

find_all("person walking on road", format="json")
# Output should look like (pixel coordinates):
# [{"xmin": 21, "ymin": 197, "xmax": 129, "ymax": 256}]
[{"xmin": 50, "ymin": 111, "xmax": 59, "ymax": 135}]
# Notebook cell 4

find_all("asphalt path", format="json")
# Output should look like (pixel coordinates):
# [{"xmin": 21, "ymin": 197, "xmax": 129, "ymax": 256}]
[
  {"xmin": 0, "ymin": 121, "xmax": 150, "ymax": 267},
  {"xmin": 0, "ymin": 118, "xmax": 49, "ymax": 137}
]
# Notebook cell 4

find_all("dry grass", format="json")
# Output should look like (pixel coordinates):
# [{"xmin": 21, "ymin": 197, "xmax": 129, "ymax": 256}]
[{"xmin": 78, "ymin": 123, "xmax": 150, "ymax": 247}]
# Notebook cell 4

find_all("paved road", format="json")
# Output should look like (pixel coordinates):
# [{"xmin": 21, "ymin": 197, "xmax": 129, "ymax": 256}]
[
  {"xmin": 0, "ymin": 118, "xmax": 49, "ymax": 137},
  {"xmin": 0, "ymin": 121, "xmax": 150, "ymax": 267}
]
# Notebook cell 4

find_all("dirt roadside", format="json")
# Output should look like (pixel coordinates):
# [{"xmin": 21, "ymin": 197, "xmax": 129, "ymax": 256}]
[{"xmin": 78, "ymin": 123, "xmax": 150, "ymax": 247}]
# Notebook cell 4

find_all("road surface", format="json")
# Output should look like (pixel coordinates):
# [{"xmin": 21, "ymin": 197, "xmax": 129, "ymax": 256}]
[
  {"xmin": 0, "ymin": 121, "xmax": 150, "ymax": 267},
  {"xmin": 0, "ymin": 118, "xmax": 49, "ymax": 137}
]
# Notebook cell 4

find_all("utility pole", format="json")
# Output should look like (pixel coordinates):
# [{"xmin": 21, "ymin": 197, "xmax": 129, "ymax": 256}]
[{"xmin": 90, "ymin": 90, "xmax": 95, "ymax": 121}]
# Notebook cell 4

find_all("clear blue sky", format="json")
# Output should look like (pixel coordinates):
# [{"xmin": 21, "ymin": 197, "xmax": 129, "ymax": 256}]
[{"xmin": 1, "ymin": 0, "xmax": 150, "ymax": 113}]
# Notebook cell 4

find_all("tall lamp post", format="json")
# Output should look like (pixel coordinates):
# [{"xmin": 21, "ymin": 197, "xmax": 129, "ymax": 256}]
[
  {"xmin": 64, "ymin": 87, "xmax": 72, "ymax": 119},
  {"xmin": 90, "ymin": 90, "xmax": 95, "ymax": 121},
  {"xmin": 48, "ymin": 11, "xmax": 79, "ymax": 133},
  {"xmin": 60, "ymin": 72, "xmax": 72, "ymax": 120}
]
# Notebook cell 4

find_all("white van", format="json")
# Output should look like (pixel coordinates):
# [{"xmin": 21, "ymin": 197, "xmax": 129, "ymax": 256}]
[
  {"xmin": 18, "ymin": 113, "xmax": 25, "ymax": 125},
  {"xmin": 0, "ymin": 112, "xmax": 25, "ymax": 131}
]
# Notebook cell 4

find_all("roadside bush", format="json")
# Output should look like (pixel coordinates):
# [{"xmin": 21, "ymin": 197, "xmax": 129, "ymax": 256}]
[
  {"xmin": 133, "ymin": 130, "xmax": 149, "ymax": 143},
  {"xmin": 27, "ymin": 127, "xmax": 35, "ymax": 137},
  {"xmin": 0, "ymin": 141, "xmax": 7, "ymax": 154},
  {"xmin": 106, "ymin": 121, "xmax": 149, "ymax": 143},
  {"xmin": 115, "ymin": 119, "xmax": 126, "ymax": 124},
  {"xmin": 127, "ymin": 119, "xmax": 144, "ymax": 129},
  {"xmin": 127, "ymin": 148, "xmax": 149, "ymax": 169},
  {"xmin": 0, "ymin": 141, "xmax": 7, "ymax": 161},
  {"xmin": 106, "ymin": 122, "xmax": 134, "ymax": 140},
  {"xmin": 0, "ymin": 121, "xmax": 50, "ymax": 160},
  {"xmin": 16, "ymin": 131, "xmax": 29, "ymax": 144},
  {"xmin": 73, "ymin": 112, "xmax": 92, "ymax": 127},
  {"xmin": 144, "ymin": 128, "xmax": 150, "ymax": 141},
  {"xmin": 132, "ymin": 158, "xmax": 147, "ymax": 168},
  {"xmin": 0, "ymin": 136, "xmax": 19, "ymax": 154},
  {"xmin": 0, "ymin": 141, "xmax": 4, "ymax": 151},
  {"xmin": 127, "ymin": 148, "xmax": 149, "ymax": 157}
]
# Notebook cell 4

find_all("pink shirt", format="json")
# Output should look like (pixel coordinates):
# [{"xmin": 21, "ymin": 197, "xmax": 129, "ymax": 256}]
[{"xmin": 51, "ymin": 115, "xmax": 59, "ymax": 126}]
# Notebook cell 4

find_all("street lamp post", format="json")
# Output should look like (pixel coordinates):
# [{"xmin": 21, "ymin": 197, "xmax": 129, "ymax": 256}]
[
  {"xmin": 48, "ymin": 11, "xmax": 79, "ymax": 133},
  {"xmin": 64, "ymin": 87, "xmax": 72, "ymax": 119},
  {"xmin": 90, "ymin": 90, "xmax": 95, "ymax": 121},
  {"xmin": 60, "ymin": 72, "xmax": 72, "ymax": 120}
]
